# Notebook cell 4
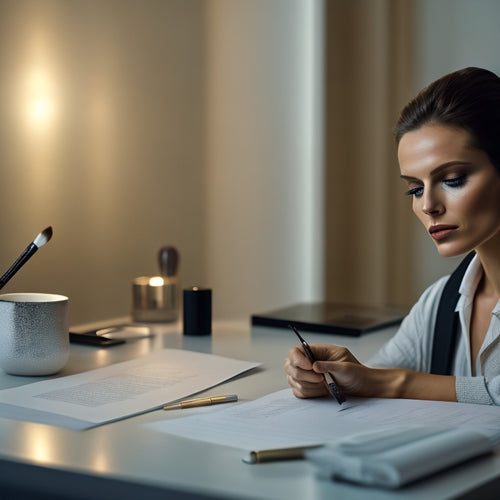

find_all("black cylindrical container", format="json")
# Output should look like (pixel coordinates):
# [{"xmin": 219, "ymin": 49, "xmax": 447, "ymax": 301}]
[{"xmin": 183, "ymin": 287, "xmax": 212, "ymax": 335}]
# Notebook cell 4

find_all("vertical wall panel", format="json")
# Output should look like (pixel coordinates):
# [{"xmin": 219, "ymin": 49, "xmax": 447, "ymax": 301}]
[{"xmin": 204, "ymin": 0, "xmax": 325, "ymax": 318}]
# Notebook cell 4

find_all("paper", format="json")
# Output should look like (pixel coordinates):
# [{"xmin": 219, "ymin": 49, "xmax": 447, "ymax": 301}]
[
  {"xmin": 0, "ymin": 349, "xmax": 260, "ymax": 430},
  {"xmin": 145, "ymin": 388, "xmax": 500, "ymax": 452}
]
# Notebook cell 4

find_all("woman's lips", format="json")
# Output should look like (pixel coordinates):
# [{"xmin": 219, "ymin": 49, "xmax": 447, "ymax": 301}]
[{"xmin": 429, "ymin": 225, "xmax": 458, "ymax": 241}]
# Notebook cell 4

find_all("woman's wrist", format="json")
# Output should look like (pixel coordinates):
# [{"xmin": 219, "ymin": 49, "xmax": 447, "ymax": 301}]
[
  {"xmin": 390, "ymin": 368, "xmax": 412, "ymax": 398},
  {"xmin": 371, "ymin": 367, "xmax": 408, "ymax": 398}
]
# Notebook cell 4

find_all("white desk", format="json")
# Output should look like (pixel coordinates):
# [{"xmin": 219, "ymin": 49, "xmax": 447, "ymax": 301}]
[{"xmin": 0, "ymin": 320, "xmax": 498, "ymax": 500}]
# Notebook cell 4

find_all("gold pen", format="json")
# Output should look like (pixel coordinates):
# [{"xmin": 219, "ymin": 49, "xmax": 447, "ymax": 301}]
[
  {"xmin": 245, "ymin": 445, "xmax": 323, "ymax": 464},
  {"xmin": 163, "ymin": 394, "xmax": 238, "ymax": 410}
]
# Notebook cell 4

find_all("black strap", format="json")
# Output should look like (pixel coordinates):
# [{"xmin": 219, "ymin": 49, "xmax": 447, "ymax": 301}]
[{"xmin": 430, "ymin": 251, "xmax": 476, "ymax": 375}]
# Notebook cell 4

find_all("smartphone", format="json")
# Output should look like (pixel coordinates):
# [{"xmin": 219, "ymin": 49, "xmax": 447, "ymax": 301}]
[{"xmin": 69, "ymin": 331, "xmax": 126, "ymax": 347}]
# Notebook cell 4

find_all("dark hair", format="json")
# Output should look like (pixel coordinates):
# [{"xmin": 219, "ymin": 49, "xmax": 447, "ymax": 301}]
[{"xmin": 395, "ymin": 67, "xmax": 500, "ymax": 173}]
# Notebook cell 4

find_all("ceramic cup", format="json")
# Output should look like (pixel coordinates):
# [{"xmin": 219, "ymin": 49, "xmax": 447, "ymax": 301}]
[{"xmin": 0, "ymin": 293, "xmax": 69, "ymax": 376}]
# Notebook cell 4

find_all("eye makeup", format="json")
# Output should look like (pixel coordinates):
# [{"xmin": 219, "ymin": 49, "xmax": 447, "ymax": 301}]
[
  {"xmin": 442, "ymin": 173, "xmax": 468, "ymax": 189},
  {"xmin": 402, "ymin": 166, "xmax": 472, "ymax": 198},
  {"xmin": 404, "ymin": 185, "xmax": 423, "ymax": 198}
]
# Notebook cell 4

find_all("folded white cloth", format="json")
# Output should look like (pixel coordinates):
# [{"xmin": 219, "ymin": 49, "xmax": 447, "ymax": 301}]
[{"xmin": 306, "ymin": 426, "xmax": 494, "ymax": 489}]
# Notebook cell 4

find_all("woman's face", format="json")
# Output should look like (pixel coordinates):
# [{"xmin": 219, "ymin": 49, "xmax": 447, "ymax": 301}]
[{"xmin": 398, "ymin": 124, "xmax": 500, "ymax": 257}]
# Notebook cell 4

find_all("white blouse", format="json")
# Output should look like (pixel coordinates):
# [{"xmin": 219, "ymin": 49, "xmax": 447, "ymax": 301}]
[{"xmin": 368, "ymin": 255, "xmax": 500, "ymax": 405}]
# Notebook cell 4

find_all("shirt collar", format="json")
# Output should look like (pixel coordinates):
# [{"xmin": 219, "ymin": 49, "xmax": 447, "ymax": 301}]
[
  {"xmin": 457, "ymin": 254, "xmax": 482, "ymax": 311},
  {"xmin": 459, "ymin": 254, "xmax": 482, "ymax": 295}
]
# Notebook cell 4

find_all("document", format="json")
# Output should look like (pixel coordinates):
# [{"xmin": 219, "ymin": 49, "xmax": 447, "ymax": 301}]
[
  {"xmin": 145, "ymin": 388, "xmax": 500, "ymax": 452},
  {"xmin": 0, "ymin": 349, "xmax": 260, "ymax": 430}
]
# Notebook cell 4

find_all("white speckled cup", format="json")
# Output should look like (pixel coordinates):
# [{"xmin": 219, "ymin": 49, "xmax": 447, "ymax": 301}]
[{"xmin": 0, "ymin": 293, "xmax": 69, "ymax": 376}]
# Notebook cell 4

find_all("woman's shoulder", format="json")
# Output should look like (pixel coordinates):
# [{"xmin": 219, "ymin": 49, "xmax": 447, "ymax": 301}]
[
  {"xmin": 414, "ymin": 252, "xmax": 477, "ymax": 312},
  {"xmin": 397, "ymin": 275, "xmax": 451, "ymax": 339},
  {"xmin": 414, "ymin": 275, "xmax": 450, "ymax": 311},
  {"xmin": 368, "ymin": 275, "xmax": 452, "ymax": 369}
]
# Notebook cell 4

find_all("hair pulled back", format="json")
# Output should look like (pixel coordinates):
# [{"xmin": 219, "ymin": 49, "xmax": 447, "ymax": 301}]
[{"xmin": 395, "ymin": 67, "xmax": 500, "ymax": 173}]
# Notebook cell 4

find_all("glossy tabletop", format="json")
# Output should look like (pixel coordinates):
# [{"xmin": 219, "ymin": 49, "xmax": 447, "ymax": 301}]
[{"xmin": 0, "ymin": 319, "xmax": 498, "ymax": 500}]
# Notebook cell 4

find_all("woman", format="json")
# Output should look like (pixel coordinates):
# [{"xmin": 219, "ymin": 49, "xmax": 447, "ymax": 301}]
[{"xmin": 284, "ymin": 67, "xmax": 500, "ymax": 406}]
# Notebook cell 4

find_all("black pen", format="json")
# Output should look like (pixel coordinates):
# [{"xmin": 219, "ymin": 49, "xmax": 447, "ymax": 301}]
[{"xmin": 289, "ymin": 325, "xmax": 346, "ymax": 404}]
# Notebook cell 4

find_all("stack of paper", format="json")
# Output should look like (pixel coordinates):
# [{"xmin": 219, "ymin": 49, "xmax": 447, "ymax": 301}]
[{"xmin": 0, "ymin": 349, "xmax": 260, "ymax": 429}]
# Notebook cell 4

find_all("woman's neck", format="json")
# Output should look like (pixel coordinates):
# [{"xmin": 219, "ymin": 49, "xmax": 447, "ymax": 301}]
[{"xmin": 475, "ymin": 245, "xmax": 500, "ymax": 300}]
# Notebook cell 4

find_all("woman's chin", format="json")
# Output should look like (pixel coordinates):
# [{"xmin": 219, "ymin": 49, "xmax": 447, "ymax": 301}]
[{"xmin": 434, "ymin": 242, "xmax": 472, "ymax": 258}]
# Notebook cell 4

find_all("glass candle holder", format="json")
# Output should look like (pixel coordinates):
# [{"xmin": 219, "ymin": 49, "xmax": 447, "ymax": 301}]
[{"xmin": 131, "ymin": 276, "xmax": 179, "ymax": 322}]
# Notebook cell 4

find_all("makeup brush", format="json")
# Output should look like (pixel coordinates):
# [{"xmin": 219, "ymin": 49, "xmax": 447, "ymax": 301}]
[{"xmin": 0, "ymin": 226, "xmax": 53, "ymax": 290}]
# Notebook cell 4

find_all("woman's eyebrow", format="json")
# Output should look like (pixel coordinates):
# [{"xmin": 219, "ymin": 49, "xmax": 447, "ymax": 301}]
[
  {"xmin": 400, "ymin": 161, "xmax": 473, "ymax": 182},
  {"xmin": 400, "ymin": 174, "xmax": 420, "ymax": 182}
]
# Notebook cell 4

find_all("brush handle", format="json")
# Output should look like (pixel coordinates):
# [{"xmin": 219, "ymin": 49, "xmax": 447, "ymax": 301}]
[
  {"xmin": 0, "ymin": 243, "xmax": 38, "ymax": 290},
  {"xmin": 158, "ymin": 246, "xmax": 179, "ymax": 277}
]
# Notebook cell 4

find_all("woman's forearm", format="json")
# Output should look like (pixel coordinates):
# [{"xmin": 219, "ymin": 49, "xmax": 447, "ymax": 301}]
[{"xmin": 374, "ymin": 368, "xmax": 457, "ymax": 402}]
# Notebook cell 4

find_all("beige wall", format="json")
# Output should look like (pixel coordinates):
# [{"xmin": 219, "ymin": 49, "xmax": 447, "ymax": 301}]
[
  {"xmin": 1, "ymin": 0, "xmax": 500, "ymax": 326},
  {"xmin": 324, "ymin": 0, "xmax": 416, "ymax": 309},
  {"xmin": 0, "ymin": 0, "xmax": 323, "ymax": 324},
  {"xmin": 0, "ymin": 0, "xmax": 206, "ymax": 324}
]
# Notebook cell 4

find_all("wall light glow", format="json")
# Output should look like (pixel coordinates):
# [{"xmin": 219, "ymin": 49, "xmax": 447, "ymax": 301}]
[
  {"xmin": 25, "ymin": 69, "xmax": 57, "ymax": 129},
  {"xmin": 30, "ymin": 94, "xmax": 54, "ymax": 124}
]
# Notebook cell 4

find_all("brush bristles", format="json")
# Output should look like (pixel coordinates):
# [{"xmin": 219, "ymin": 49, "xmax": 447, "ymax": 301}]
[{"xmin": 33, "ymin": 226, "xmax": 53, "ymax": 248}]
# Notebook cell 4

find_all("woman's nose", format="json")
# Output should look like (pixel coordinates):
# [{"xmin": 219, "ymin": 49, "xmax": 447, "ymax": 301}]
[{"xmin": 422, "ymin": 188, "xmax": 445, "ymax": 216}]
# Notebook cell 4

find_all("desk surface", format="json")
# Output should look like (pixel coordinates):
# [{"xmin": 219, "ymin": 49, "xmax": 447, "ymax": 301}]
[{"xmin": 0, "ymin": 319, "xmax": 498, "ymax": 500}]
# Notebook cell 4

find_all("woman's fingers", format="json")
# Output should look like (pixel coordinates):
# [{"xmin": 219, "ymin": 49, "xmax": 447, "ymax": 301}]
[{"xmin": 285, "ymin": 344, "xmax": 362, "ymax": 398}]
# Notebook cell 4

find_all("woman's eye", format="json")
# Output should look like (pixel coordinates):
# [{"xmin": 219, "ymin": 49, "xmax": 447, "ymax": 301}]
[
  {"xmin": 405, "ymin": 186, "xmax": 423, "ymax": 198},
  {"xmin": 443, "ymin": 174, "xmax": 467, "ymax": 188},
  {"xmin": 404, "ymin": 174, "xmax": 467, "ymax": 198}
]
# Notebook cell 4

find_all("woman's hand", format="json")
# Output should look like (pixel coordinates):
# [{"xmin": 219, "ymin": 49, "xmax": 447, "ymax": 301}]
[{"xmin": 284, "ymin": 344, "xmax": 365, "ymax": 399}]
